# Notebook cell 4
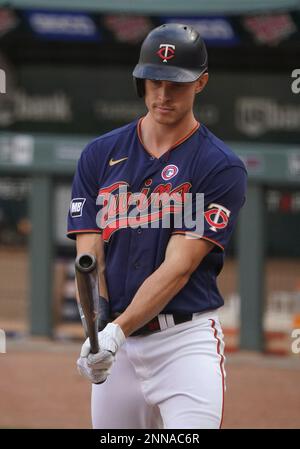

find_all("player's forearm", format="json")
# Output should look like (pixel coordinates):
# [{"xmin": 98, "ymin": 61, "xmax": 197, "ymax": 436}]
[
  {"xmin": 76, "ymin": 233, "xmax": 109, "ymax": 299},
  {"xmin": 113, "ymin": 262, "xmax": 191, "ymax": 337},
  {"xmin": 114, "ymin": 236, "xmax": 214, "ymax": 337}
]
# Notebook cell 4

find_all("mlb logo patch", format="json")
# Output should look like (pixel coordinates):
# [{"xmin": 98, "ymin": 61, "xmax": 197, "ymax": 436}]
[{"xmin": 70, "ymin": 198, "xmax": 86, "ymax": 217}]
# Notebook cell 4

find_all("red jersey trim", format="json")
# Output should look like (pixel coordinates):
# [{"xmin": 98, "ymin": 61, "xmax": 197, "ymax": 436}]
[
  {"xmin": 171, "ymin": 231, "xmax": 224, "ymax": 251},
  {"xmin": 137, "ymin": 117, "xmax": 200, "ymax": 158},
  {"xmin": 200, "ymin": 236, "xmax": 224, "ymax": 251},
  {"xmin": 169, "ymin": 121, "xmax": 200, "ymax": 151},
  {"xmin": 172, "ymin": 230, "xmax": 203, "ymax": 239},
  {"xmin": 137, "ymin": 117, "xmax": 155, "ymax": 158},
  {"xmin": 67, "ymin": 229, "xmax": 102, "ymax": 236}
]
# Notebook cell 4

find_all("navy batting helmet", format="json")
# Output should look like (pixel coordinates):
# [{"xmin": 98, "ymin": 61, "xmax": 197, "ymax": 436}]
[{"xmin": 133, "ymin": 23, "xmax": 208, "ymax": 97}]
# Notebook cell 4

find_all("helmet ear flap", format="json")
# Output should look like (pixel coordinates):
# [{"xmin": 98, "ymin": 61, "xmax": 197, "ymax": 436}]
[{"xmin": 133, "ymin": 78, "xmax": 145, "ymax": 97}]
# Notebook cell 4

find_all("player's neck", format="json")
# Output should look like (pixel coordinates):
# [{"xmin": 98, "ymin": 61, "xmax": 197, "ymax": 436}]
[{"xmin": 140, "ymin": 112, "xmax": 198, "ymax": 158}]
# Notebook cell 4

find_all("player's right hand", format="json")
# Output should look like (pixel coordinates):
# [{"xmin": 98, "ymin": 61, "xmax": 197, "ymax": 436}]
[
  {"xmin": 77, "ymin": 323, "xmax": 125, "ymax": 384},
  {"xmin": 77, "ymin": 351, "xmax": 113, "ymax": 384}
]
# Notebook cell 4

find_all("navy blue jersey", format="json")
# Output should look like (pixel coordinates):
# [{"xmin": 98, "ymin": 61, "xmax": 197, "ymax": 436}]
[{"xmin": 67, "ymin": 118, "xmax": 247, "ymax": 314}]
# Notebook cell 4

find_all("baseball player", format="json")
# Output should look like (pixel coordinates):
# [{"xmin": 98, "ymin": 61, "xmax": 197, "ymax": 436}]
[{"xmin": 67, "ymin": 23, "xmax": 247, "ymax": 429}]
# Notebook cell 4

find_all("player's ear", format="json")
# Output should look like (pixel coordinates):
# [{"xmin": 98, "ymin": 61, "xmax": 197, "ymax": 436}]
[{"xmin": 195, "ymin": 72, "xmax": 209, "ymax": 94}]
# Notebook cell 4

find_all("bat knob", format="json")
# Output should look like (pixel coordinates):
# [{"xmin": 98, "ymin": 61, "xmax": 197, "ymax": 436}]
[{"xmin": 75, "ymin": 253, "xmax": 96, "ymax": 273}]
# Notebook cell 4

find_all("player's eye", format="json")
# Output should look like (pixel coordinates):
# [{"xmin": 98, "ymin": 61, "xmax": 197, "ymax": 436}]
[
  {"xmin": 172, "ymin": 82, "xmax": 185, "ymax": 88},
  {"xmin": 150, "ymin": 80, "xmax": 162, "ymax": 87}
]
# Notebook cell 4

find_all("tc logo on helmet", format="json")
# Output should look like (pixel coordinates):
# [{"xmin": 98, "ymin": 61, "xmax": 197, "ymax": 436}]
[{"xmin": 157, "ymin": 44, "xmax": 175, "ymax": 63}]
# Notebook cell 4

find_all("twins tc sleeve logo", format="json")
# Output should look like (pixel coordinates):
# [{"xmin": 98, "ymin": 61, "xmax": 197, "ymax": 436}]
[
  {"xmin": 204, "ymin": 203, "xmax": 231, "ymax": 232},
  {"xmin": 70, "ymin": 198, "xmax": 86, "ymax": 217}
]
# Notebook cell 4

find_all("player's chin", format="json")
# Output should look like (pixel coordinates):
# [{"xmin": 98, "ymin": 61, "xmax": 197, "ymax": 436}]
[{"xmin": 152, "ymin": 107, "xmax": 177, "ymax": 124}]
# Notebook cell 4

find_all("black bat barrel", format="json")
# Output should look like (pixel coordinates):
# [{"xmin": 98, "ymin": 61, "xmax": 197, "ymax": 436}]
[{"xmin": 75, "ymin": 253, "xmax": 99, "ymax": 354}]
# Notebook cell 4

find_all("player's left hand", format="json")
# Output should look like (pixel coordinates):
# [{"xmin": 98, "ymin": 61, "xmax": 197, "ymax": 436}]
[{"xmin": 77, "ymin": 322, "xmax": 126, "ymax": 384}]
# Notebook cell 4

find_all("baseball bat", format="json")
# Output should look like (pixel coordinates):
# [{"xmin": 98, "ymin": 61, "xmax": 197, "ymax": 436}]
[{"xmin": 75, "ymin": 253, "xmax": 100, "ymax": 354}]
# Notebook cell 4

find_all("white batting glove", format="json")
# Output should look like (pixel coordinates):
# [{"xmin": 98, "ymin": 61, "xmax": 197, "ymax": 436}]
[{"xmin": 77, "ymin": 323, "xmax": 126, "ymax": 384}]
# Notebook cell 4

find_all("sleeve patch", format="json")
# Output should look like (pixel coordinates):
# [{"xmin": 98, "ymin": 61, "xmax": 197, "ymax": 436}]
[
  {"xmin": 204, "ymin": 203, "xmax": 231, "ymax": 232},
  {"xmin": 70, "ymin": 198, "xmax": 86, "ymax": 218}
]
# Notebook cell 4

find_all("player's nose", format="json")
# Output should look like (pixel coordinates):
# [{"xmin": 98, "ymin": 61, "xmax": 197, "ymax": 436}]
[{"xmin": 158, "ymin": 81, "xmax": 172, "ymax": 101}]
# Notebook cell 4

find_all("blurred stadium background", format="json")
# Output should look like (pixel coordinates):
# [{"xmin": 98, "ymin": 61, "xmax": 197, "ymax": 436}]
[{"xmin": 0, "ymin": 0, "xmax": 300, "ymax": 429}]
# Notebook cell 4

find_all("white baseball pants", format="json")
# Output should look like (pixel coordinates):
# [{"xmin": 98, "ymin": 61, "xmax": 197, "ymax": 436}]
[{"xmin": 91, "ymin": 310, "xmax": 226, "ymax": 429}]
